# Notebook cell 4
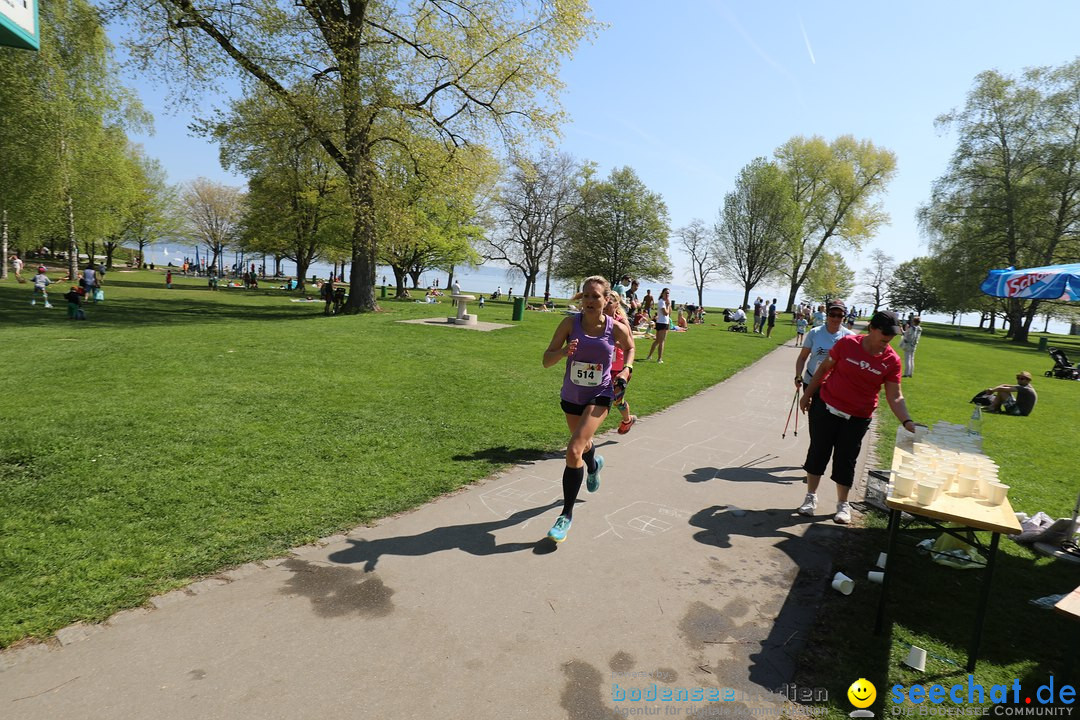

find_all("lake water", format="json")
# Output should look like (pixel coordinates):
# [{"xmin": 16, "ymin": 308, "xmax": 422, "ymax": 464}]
[{"xmin": 143, "ymin": 243, "xmax": 1074, "ymax": 334}]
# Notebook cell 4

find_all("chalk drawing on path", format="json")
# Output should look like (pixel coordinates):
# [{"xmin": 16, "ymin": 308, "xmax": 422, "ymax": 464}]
[
  {"xmin": 597, "ymin": 501, "xmax": 692, "ymax": 540},
  {"xmin": 480, "ymin": 475, "xmax": 561, "ymax": 522}
]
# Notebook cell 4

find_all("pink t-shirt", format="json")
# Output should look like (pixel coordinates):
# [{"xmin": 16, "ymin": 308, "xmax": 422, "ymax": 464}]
[{"xmin": 820, "ymin": 334, "xmax": 902, "ymax": 419}]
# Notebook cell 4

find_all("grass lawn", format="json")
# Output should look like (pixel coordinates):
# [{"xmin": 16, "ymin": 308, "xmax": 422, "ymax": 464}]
[
  {"xmin": 793, "ymin": 322, "xmax": 1080, "ymax": 718},
  {"xmin": 0, "ymin": 268, "xmax": 791, "ymax": 647}
]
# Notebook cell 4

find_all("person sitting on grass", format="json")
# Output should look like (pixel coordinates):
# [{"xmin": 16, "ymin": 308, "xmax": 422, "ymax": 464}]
[{"xmin": 986, "ymin": 371, "xmax": 1038, "ymax": 416}]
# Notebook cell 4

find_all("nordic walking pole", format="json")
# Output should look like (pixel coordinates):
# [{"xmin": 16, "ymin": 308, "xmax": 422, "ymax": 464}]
[
  {"xmin": 794, "ymin": 395, "xmax": 800, "ymax": 437},
  {"xmin": 782, "ymin": 387, "xmax": 798, "ymax": 438}
]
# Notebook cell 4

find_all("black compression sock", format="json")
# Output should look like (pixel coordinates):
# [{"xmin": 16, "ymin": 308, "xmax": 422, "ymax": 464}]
[
  {"xmin": 582, "ymin": 444, "xmax": 597, "ymax": 474},
  {"xmin": 561, "ymin": 465, "xmax": 585, "ymax": 517}
]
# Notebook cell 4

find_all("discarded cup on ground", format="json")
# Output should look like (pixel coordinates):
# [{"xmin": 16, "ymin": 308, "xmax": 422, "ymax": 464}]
[
  {"xmin": 916, "ymin": 480, "xmax": 941, "ymax": 505},
  {"xmin": 876, "ymin": 552, "xmax": 887, "ymax": 569},
  {"xmin": 987, "ymin": 482, "xmax": 1010, "ymax": 506},
  {"xmin": 831, "ymin": 571, "xmax": 855, "ymax": 595},
  {"xmin": 867, "ymin": 570, "xmax": 885, "ymax": 584},
  {"xmin": 893, "ymin": 474, "xmax": 917, "ymax": 498},
  {"xmin": 903, "ymin": 645, "xmax": 927, "ymax": 672}
]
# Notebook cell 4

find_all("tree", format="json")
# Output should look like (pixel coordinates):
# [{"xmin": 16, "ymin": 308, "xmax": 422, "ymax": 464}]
[
  {"xmin": 209, "ymin": 90, "xmax": 350, "ymax": 291},
  {"xmin": 119, "ymin": 146, "xmax": 181, "ymax": 268},
  {"xmin": 0, "ymin": 0, "xmax": 147, "ymax": 277},
  {"xmin": 486, "ymin": 152, "xmax": 581, "ymax": 299},
  {"xmin": 376, "ymin": 141, "xmax": 492, "ymax": 297},
  {"xmin": 921, "ymin": 62, "xmax": 1080, "ymax": 342},
  {"xmin": 114, "ymin": 0, "xmax": 597, "ymax": 314},
  {"xmin": 856, "ymin": 249, "xmax": 895, "ymax": 314},
  {"xmin": 557, "ymin": 166, "xmax": 671, "ymax": 285},
  {"xmin": 888, "ymin": 258, "xmax": 940, "ymax": 316},
  {"xmin": 675, "ymin": 219, "xmax": 721, "ymax": 309},
  {"xmin": 183, "ymin": 178, "xmax": 244, "ymax": 272},
  {"xmin": 802, "ymin": 250, "xmax": 855, "ymax": 304},
  {"xmin": 715, "ymin": 158, "xmax": 799, "ymax": 310},
  {"xmin": 774, "ymin": 135, "xmax": 896, "ymax": 312}
]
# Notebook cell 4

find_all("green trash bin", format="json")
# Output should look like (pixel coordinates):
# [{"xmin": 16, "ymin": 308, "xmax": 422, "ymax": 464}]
[
  {"xmin": 381, "ymin": 284, "xmax": 387, "ymax": 299},
  {"xmin": 512, "ymin": 296, "xmax": 525, "ymax": 321},
  {"xmin": 1038, "ymin": 336, "xmax": 1048, "ymax": 352}
]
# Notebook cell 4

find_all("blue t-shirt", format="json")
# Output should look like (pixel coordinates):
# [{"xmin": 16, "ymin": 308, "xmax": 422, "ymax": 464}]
[{"xmin": 802, "ymin": 324, "xmax": 855, "ymax": 384}]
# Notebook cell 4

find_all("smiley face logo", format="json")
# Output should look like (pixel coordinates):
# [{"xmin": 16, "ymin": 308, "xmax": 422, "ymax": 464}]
[{"xmin": 847, "ymin": 678, "xmax": 877, "ymax": 709}]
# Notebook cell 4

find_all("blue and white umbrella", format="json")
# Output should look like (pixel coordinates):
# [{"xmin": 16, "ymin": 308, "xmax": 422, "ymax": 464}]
[{"xmin": 980, "ymin": 263, "xmax": 1080, "ymax": 301}]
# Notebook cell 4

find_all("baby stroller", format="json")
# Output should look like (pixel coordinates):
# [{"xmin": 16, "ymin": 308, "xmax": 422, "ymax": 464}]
[
  {"xmin": 1045, "ymin": 347, "xmax": 1080, "ymax": 380},
  {"xmin": 723, "ymin": 309, "xmax": 747, "ymax": 332}
]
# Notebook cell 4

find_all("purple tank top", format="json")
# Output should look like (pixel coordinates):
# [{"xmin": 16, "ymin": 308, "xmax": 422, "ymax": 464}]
[{"xmin": 561, "ymin": 313, "xmax": 616, "ymax": 404}]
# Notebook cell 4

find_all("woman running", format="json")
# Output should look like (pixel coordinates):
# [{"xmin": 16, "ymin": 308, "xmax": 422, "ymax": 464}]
[
  {"xmin": 542, "ymin": 276, "xmax": 635, "ymax": 543},
  {"xmin": 605, "ymin": 292, "xmax": 638, "ymax": 434},
  {"xmin": 644, "ymin": 287, "xmax": 671, "ymax": 363}
]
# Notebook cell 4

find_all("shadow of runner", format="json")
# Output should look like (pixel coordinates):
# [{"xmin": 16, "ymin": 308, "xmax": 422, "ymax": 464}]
[{"xmin": 328, "ymin": 501, "xmax": 561, "ymax": 571}]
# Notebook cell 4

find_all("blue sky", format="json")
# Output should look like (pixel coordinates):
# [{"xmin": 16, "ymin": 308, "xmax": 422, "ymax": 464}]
[{"xmin": 123, "ymin": 0, "xmax": 1080, "ymax": 294}]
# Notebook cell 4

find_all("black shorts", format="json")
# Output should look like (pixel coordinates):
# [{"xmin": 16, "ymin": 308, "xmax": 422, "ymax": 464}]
[
  {"xmin": 803, "ymin": 393, "xmax": 871, "ymax": 487},
  {"xmin": 560, "ymin": 396, "xmax": 612, "ymax": 416},
  {"xmin": 655, "ymin": 322, "xmax": 670, "ymax": 331}
]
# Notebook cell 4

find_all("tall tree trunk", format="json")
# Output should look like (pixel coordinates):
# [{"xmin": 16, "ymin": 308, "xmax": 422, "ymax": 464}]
[
  {"xmin": 66, "ymin": 192, "xmax": 77, "ymax": 280},
  {"xmin": 393, "ymin": 267, "xmax": 408, "ymax": 298},
  {"xmin": 137, "ymin": 239, "xmax": 148, "ymax": 267},
  {"xmin": 296, "ymin": 257, "xmax": 311, "ymax": 292},
  {"xmin": 544, "ymin": 243, "xmax": 555, "ymax": 299},
  {"xmin": 1, "ymin": 209, "xmax": 8, "ymax": 280},
  {"xmin": 445, "ymin": 265, "xmax": 454, "ymax": 289}
]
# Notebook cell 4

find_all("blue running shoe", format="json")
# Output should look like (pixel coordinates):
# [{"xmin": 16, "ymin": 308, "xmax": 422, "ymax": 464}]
[
  {"xmin": 547, "ymin": 515, "xmax": 572, "ymax": 543},
  {"xmin": 586, "ymin": 455, "xmax": 604, "ymax": 493}
]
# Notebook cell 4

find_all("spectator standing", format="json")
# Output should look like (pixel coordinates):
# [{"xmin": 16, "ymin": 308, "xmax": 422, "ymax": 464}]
[
  {"xmin": 766, "ymin": 299, "xmax": 778, "ymax": 338},
  {"xmin": 166, "ymin": 270, "xmax": 173, "ymax": 289},
  {"xmin": 452, "ymin": 278, "xmax": 461, "ymax": 295},
  {"xmin": 643, "ymin": 288, "xmax": 672, "ymax": 363},
  {"xmin": 82, "ymin": 263, "xmax": 100, "ymax": 303},
  {"xmin": 641, "ymin": 289, "xmax": 654, "ymax": 316},
  {"xmin": 812, "ymin": 304, "xmax": 826, "ymax": 328},
  {"xmin": 900, "ymin": 317, "xmax": 922, "ymax": 377},
  {"xmin": 753, "ymin": 297, "xmax": 764, "ymax": 333}
]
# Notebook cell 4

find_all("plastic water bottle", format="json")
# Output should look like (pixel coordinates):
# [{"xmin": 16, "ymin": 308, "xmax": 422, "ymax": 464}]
[{"xmin": 967, "ymin": 405, "xmax": 983, "ymax": 436}]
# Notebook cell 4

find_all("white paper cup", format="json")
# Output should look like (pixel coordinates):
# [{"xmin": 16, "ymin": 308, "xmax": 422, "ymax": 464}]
[
  {"xmin": 903, "ymin": 645, "xmax": 927, "ymax": 672},
  {"xmin": 867, "ymin": 570, "xmax": 885, "ymax": 584},
  {"xmin": 987, "ymin": 482, "xmax": 1010, "ymax": 506},
  {"xmin": 876, "ymin": 552, "xmax": 888, "ymax": 569},
  {"xmin": 913, "ymin": 424, "xmax": 929, "ymax": 441},
  {"xmin": 956, "ymin": 475, "xmax": 978, "ymax": 497},
  {"xmin": 831, "ymin": 571, "xmax": 855, "ymax": 595},
  {"xmin": 893, "ymin": 474, "xmax": 917, "ymax": 498},
  {"xmin": 916, "ymin": 480, "xmax": 940, "ymax": 505}
]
